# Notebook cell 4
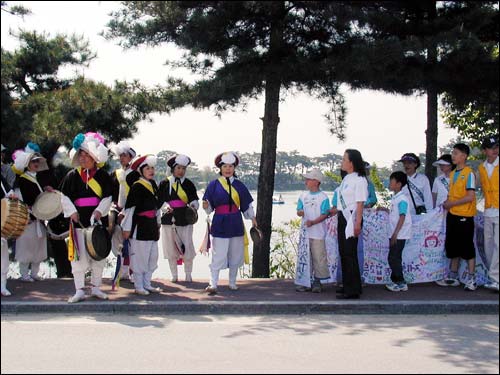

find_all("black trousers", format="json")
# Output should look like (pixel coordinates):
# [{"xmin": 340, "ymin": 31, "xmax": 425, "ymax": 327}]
[
  {"xmin": 388, "ymin": 239, "xmax": 406, "ymax": 284},
  {"xmin": 338, "ymin": 211, "xmax": 362, "ymax": 296},
  {"xmin": 49, "ymin": 239, "xmax": 73, "ymax": 278}
]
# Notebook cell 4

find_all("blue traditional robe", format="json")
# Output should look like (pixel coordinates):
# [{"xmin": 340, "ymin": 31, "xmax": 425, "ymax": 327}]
[{"xmin": 203, "ymin": 178, "xmax": 253, "ymax": 238}]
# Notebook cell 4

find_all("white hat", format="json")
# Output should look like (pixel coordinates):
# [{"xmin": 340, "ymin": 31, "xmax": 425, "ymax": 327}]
[
  {"xmin": 112, "ymin": 141, "xmax": 136, "ymax": 158},
  {"xmin": 167, "ymin": 154, "xmax": 191, "ymax": 168},
  {"xmin": 13, "ymin": 151, "xmax": 48, "ymax": 172},
  {"xmin": 130, "ymin": 154, "xmax": 157, "ymax": 172},
  {"xmin": 303, "ymin": 168, "xmax": 324, "ymax": 183},
  {"xmin": 70, "ymin": 132, "xmax": 109, "ymax": 167},
  {"xmin": 214, "ymin": 151, "xmax": 240, "ymax": 167},
  {"xmin": 432, "ymin": 154, "xmax": 452, "ymax": 167},
  {"xmin": 432, "ymin": 160, "xmax": 450, "ymax": 166}
]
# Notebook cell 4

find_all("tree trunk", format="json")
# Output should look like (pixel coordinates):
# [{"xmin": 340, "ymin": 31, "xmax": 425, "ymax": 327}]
[
  {"xmin": 425, "ymin": 0, "xmax": 438, "ymax": 185},
  {"xmin": 425, "ymin": 88, "xmax": 438, "ymax": 184},
  {"xmin": 252, "ymin": 2, "xmax": 284, "ymax": 278}
]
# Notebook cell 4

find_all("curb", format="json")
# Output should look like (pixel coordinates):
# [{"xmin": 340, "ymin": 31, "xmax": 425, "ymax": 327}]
[{"xmin": 2, "ymin": 300, "xmax": 498, "ymax": 315}]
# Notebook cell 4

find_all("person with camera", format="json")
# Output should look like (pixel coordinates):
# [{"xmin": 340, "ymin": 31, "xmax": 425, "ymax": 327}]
[{"xmin": 398, "ymin": 153, "xmax": 433, "ymax": 216}]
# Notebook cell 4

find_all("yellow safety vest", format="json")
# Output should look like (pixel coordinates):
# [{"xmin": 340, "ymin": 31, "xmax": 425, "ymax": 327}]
[
  {"xmin": 448, "ymin": 166, "xmax": 476, "ymax": 217},
  {"xmin": 478, "ymin": 163, "xmax": 499, "ymax": 210}
]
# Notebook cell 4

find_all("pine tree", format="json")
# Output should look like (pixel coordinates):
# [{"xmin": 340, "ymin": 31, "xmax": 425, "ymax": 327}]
[{"xmin": 105, "ymin": 1, "xmax": 367, "ymax": 277}]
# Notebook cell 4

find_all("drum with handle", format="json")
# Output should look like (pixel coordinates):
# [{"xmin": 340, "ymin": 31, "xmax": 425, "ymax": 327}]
[
  {"xmin": 185, "ymin": 206, "xmax": 198, "ymax": 225},
  {"xmin": 32, "ymin": 190, "xmax": 63, "ymax": 221},
  {"xmin": 249, "ymin": 226, "xmax": 263, "ymax": 245},
  {"xmin": 46, "ymin": 214, "xmax": 70, "ymax": 241},
  {"xmin": 83, "ymin": 223, "xmax": 112, "ymax": 261},
  {"xmin": 1, "ymin": 198, "xmax": 30, "ymax": 239}
]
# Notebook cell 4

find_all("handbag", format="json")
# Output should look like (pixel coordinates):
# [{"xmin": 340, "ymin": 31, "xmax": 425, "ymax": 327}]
[{"xmin": 408, "ymin": 183, "xmax": 426, "ymax": 215}]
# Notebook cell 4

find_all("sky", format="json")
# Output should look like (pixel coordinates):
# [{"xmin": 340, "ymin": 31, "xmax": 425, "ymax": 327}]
[{"xmin": 1, "ymin": 1, "xmax": 458, "ymax": 169}]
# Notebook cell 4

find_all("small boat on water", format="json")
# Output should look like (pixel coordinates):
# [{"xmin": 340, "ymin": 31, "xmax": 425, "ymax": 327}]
[{"xmin": 272, "ymin": 195, "xmax": 285, "ymax": 205}]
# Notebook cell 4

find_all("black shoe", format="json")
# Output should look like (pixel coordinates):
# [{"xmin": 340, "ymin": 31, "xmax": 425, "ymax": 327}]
[
  {"xmin": 336, "ymin": 294, "xmax": 360, "ymax": 300},
  {"xmin": 335, "ymin": 287, "xmax": 345, "ymax": 294}
]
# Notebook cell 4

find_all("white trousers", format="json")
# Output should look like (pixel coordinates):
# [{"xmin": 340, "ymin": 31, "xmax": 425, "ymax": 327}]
[
  {"xmin": 71, "ymin": 228, "xmax": 106, "ymax": 291},
  {"xmin": 484, "ymin": 215, "xmax": 499, "ymax": 283},
  {"xmin": 161, "ymin": 225, "xmax": 196, "ymax": 261},
  {"xmin": 129, "ymin": 239, "xmax": 158, "ymax": 291},
  {"xmin": 1, "ymin": 238, "xmax": 9, "ymax": 284},
  {"xmin": 15, "ymin": 221, "xmax": 47, "ymax": 264},
  {"xmin": 168, "ymin": 259, "xmax": 193, "ymax": 279},
  {"xmin": 210, "ymin": 236, "xmax": 244, "ymax": 288}
]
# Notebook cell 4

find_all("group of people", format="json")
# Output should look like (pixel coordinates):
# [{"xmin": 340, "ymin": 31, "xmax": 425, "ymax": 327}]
[
  {"xmin": 1, "ymin": 132, "xmax": 258, "ymax": 301},
  {"xmin": 296, "ymin": 136, "xmax": 499, "ymax": 299},
  {"xmin": 1, "ymin": 132, "xmax": 498, "ymax": 302}
]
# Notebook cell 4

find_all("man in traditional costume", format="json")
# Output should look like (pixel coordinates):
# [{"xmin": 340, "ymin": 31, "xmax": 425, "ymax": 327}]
[
  {"xmin": 60, "ymin": 132, "xmax": 113, "ymax": 303},
  {"xmin": 202, "ymin": 151, "xmax": 257, "ymax": 295},
  {"xmin": 159, "ymin": 154, "xmax": 199, "ymax": 283},
  {"xmin": 1, "ymin": 175, "xmax": 17, "ymax": 296},
  {"xmin": 110, "ymin": 141, "xmax": 137, "ymax": 283},
  {"xmin": 122, "ymin": 155, "xmax": 162, "ymax": 295},
  {"xmin": 12, "ymin": 143, "xmax": 51, "ymax": 282}
]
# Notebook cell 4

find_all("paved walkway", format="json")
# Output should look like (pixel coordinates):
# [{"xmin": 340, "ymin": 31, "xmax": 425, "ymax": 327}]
[{"xmin": 1, "ymin": 278, "xmax": 498, "ymax": 314}]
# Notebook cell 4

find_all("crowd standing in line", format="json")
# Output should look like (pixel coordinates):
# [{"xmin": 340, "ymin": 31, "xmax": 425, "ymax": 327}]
[{"xmin": 0, "ymin": 133, "xmax": 498, "ymax": 301}]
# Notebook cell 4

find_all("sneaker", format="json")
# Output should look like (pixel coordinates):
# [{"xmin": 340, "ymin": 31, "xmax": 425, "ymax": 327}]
[
  {"xmin": 435, "ymin": 278, "xmax": 460, "ymax": 287},
  {"xmin": 185, "ymin": 274, "xmax": 193, "ymax": 283},
  {"xmin": 398, "ymin": 283, "xmax": 409, "ymax": 292},
  {"xmin": 145, "ymin": 286, "xmax": 162, "ymax": 293},
  {"xmin": 483, "ymin": 281, "xmax": 500, "ymax": 292},
  {"xmin": 31, "ymin": 274, "xmax": 42, "ymax": 281},
  {"xmin": 311, "ymin": 281, "xmax": 322, "ymax": 293},
  {"xmin": 385, "ymin": 282, "xmax": 402, "ymax": 292},
  {"xmin": 171, "ymin": 277, "xmax": 178, "ymax": 283},
  {"xmin": 68, "ymin": 289, "xmax": 86, "ymax": 303},
  {"xmin": 205, "ymin": 286, "xmax": 217, "ymax": 295},
  {"xmin": 295, "ymin": 285, "xmax": 311, "ymax": 292},
  {"xmin": 20, "ymin": 275, "xmax": 34, "ymax": 283},
  {"xmin": 464, "ymin": 279, "xmax": 477, "ymax": 291},
  {"xmin": 228, "ymin": 285, "xmax": 239, "ymax": 291},
  {"xmin": 1, "ymin": 288, "xmax": 12, "ymax": 297},
  {"xmin": 91, "ymin": 287, "xmax": 109, "ymax": 300},
  {"xmin": 135, "ymin": 289, "xmax": 150, "ymax": 296}
]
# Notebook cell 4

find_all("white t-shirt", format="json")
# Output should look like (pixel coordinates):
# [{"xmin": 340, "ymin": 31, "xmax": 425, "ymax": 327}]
[
  {"xmin": 402, "ymin": 172, "xmax": 433, "ymax": 215},
  {"xmin": 297, "ymin": 191, "xmax": 330, "ymax": 240},
  {"xmin": 389, "ymin": 191, "xmax": 412, "ymax": 240},
  {"xmin": 432, "ymin": 175, "xmax": 450, "ymax": 208},
  {"xmin": 338, "ymin": 173, "xmax": 368, "ymax": 213}
]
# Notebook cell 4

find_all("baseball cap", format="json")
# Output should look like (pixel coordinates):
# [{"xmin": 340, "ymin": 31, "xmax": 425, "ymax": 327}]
[
  {"xmin": 303, "ymin": 168, "xmax": 324, "ymax": 183},
  {"xmin": 398, "ymin": 153, "xmax": 421, "ymax": 167},
  {"xmin": 481, "ymin": 135, "xmax": 499, "ymax": 149}
]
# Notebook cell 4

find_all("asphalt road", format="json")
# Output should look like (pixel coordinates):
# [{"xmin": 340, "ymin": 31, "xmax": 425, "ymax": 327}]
[{"xmin": 1, "ymin": 314, "xmax": 498, "ymax": 374}]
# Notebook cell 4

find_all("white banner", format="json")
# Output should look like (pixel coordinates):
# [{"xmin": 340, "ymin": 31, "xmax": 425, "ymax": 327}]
[{"xmin": 295, "ymin": 207, "xmax": 489, "ymax": 286}]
